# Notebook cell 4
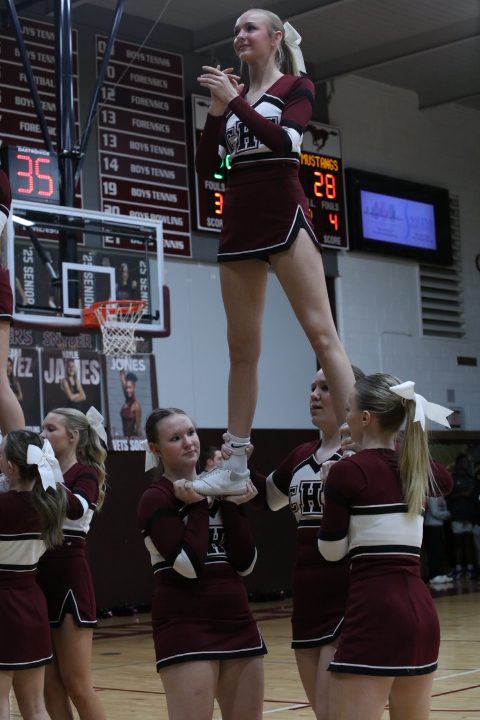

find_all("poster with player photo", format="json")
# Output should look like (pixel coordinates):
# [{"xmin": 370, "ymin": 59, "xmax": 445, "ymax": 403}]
[
  {"xmin": 103, "ymin": 355, "xmax": 158, "ymax": 451},
  {"xmin": 41, "ymin": 350, "xmax": 103, "ymax": 417},
  {"xmin": 14, "ymin": 240, "xmax": 60, "ymax": 312},
  {"xmin": 7, "ymin": 348, "xmax": 42, "ymax": 432}
]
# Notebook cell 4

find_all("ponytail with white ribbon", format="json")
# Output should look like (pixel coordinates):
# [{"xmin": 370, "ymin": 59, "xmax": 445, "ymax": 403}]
[
  {"xmin": 389, "ymin": 381, "xmax": 453, "ymax": 430},
  {"xmin": 86, "ymin": 406, "xmax": 108, "ymax": 445},
  {"xmin": 139, "ymin": 439, "xmax": 159, "ymax": 472},
  {"xmin": 283, "ymin": 22, "xmax": 307, "ymax": 74},
  {"xmin": 27, "ymin": 439, "xmax": 63, "ymax": 492}
]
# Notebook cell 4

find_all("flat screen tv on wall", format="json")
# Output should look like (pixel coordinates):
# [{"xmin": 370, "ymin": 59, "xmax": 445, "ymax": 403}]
[{"xmin": 345, "ymin": 168, "xmax": 452, "ymax": 266}]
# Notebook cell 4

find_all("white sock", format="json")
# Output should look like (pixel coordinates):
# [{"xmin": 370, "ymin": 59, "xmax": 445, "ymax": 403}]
[{"xmin": 223, "ymin": 432, "xmax": 249, "ymax": 474}]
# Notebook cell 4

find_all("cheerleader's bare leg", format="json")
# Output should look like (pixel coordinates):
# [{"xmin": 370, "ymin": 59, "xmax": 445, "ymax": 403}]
[
  {"xmin": 270, "ymin": 229, "xmax": 354, "ymax": 425},
  {"xmin": 295, "ymin": 645, "xmax": 336, "ymax": 720},
  {"xmin": 9, "ymin": 667, "xmax": 50, "ymax": 720},
  {"xmin": 159, "ymin": 660, "xmax": 217, "ymax": 720},
  {"xmin": 329, "ymin": 674, "xmax": 393, "ymax": 720},
  {"xmin": 216, "ymin": 656, "xmax": 264, "ymax": 720},
  {"xmin": 388, "ymin": 674, "xmax": 434, "ymax": 720},
  {"xmin": 192, "ymin": 259, "xmax": 268, "ymax": 496}
]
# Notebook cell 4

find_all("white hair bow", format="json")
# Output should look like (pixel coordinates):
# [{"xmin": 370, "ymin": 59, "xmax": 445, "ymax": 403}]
[
  {"xmin": 86, "ymin": 406, "xmax": 108, "ymax": 445},
  {"xmin": 283, "ymin": 22, "xmax": 307, "ymax": 74},
  {"xmin": 139, "ymin": 439, "xmax": 159, "ymax": 472},
  {"xmin": 389, "ymin": 381, "xmax": 453, "ymax": 430},
  {"xmin": 27, "ymin": 439, "xmax": 63, "ymax": 492}
]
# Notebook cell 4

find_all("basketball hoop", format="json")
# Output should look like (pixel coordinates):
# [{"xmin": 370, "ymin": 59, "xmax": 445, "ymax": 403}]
[{"xmin": 82, "ymin": 300, "xmax": 146, "ymax": 356}]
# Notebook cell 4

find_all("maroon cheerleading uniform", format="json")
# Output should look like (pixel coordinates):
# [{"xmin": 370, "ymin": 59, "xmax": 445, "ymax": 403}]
[
  {"xmin": 37, "ymin": 463, "xmax": 99, "ymax": 627},
  {"xmin": 195, "ymin": 75, "xmax": 319, "ymax": 262},
  {"xmin": 138, "ymin": 476, "xmax": 266, "ymax": 671},
  {"xmin": 252, "ymin": 441, "xmax": 347, "ymax": 648},
  {"xmin": 0, "ymin": 169, "xmax": 14, "ymax": 322},
  {"xmin": 0, "ymin": 490, "xmax": 52, "ymax": 670},
  {"xmin": 318, "ymin": 449, "xmax": 453, "ymax": 676}
]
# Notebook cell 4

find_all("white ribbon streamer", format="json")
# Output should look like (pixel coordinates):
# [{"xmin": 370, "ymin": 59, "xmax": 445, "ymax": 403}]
[
  {"xmin": 283, "ymin": 22, "xmax": 307, "ymax": 74},
  {"xmin": 389, "ymin": 381, "xmax": 453, "ymax": 430},
  {"xmin": 27, "ymin": 439, "xmax": 63, "ymax": 492},
  {"xmin": 139, "ymin": 439, "xmax": 159, "ymax": 472},
  {"xmin": 86, "ymin": 406, "xmax": 108, "ymax": 444}
]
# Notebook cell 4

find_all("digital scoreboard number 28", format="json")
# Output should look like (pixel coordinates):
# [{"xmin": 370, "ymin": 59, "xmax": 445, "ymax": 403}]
[
  {"xmin": 191, "ymin": 97, "xmax": 348, "ymax": 250},
  {"xmin": 299, "ymin": 121, "xmax": 348, "ymax": 249}
]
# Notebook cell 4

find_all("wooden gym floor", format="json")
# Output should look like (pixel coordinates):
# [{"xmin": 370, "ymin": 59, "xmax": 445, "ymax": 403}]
[{"xmin": 10, "ymin": 584, "xmax": 480, "ymax": 719}]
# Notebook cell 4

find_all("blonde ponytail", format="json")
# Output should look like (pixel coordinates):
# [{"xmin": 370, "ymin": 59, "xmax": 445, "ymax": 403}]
[
  {"xmin": 354, "ymin": 373, "xmax": 434, "ymax": 514},
  {"xmin": 399, "ymin": 400, "xmax": 435, "ymax": 514}
]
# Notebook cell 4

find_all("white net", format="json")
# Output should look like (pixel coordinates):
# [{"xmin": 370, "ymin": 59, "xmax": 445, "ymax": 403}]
[{"xmin": 93, "ymin": 301, "xmax": 145, "ymax": 357}]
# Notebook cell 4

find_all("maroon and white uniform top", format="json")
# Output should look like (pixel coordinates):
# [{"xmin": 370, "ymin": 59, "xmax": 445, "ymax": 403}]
[
  {"xmin": 0, "ymin": 491, "xmax": 45, "ymax": 576},
  {"xmin": 252, "ymin": 440, "xmax": 347, "ymax": 648},
  {"xmin": 139, "ymin": 476, "xmax": 257, "ymax": 580},
  {"xmin": 196, "ymin": 75, "xmax": 315, "ymax": 175},
  {"xmin": 62, "ymin": 462, "xmax": 99, "ymax": 544},
  {"xmin": 0, "ymin": 490, "xmax": 53, "ymax": 669},
  {"xmin": 37, "ymin": 462, "xmax": 100, "ymax": 628},
  {"xmin": 266, "ymin": 440, "xmax": 342, "ymax": 544},
  {"xmin": 196, "ymin": 75, "xmax": 318, "ymax": 262},
  {"xmin": 138, "ymin": 476, "xmax": 266, "ymax": 670},
  {"xmin": 318, "ymin": 449, "xmax": 453, "ymax": 675}
]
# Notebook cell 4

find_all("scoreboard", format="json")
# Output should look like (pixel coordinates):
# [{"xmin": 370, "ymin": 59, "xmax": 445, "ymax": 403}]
[
  {"xmin": 1, "ymin": 145, "xmax": 60, "ymax": 204},
  {"xmin": 191, "ymin": 97, "xmax": 348, "ymax": 250},
  {"xmin": 299, "ymin": 121, "xmax": 348, "ymax": 249}
]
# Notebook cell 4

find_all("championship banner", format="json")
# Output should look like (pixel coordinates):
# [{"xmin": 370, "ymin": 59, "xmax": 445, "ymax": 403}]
[
  {"xmin": 103, "ymin": 355, "xmax": 158, "ymax": 451},
  {"xmin": 8, "ymin": 348, "xmax": 41, "ymax": 432},
  {"xmin": 41, "ymin": 349, "xmax": 102, "ymax": 417}
]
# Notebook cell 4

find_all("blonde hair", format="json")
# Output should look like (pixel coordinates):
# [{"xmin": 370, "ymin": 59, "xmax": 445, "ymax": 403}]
[
  {"xmin": 5, "ymin": 430, "xmax": 67, "ymax": 548},
  {"xmin": 51, "ymin": 408, "xmax": 107, "ymax": 509},
  {"xmin": 354, "ymin": 373, "xmax": 435, "ymax": 514},
  {"xmin": 241, "ymin": 9, "xmax": 301, "ymax": 75}
]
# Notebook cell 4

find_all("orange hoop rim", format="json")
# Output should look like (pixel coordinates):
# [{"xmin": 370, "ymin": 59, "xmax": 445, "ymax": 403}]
[{"xmin": 82, "ymin": 299, "xmax": 146, "ymax": 329}]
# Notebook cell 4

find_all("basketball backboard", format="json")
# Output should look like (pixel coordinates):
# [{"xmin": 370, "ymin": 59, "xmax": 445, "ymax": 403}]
[{"xmin": 8, "ymin": 200, "xmax": 169, "ymax": 337}]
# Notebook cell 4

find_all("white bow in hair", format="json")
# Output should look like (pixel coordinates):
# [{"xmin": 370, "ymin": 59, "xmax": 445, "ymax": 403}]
[
  {"xmin": 283, "ymin": 22, "xmax": 307, "ymax": 74},
  {"xmin": 139, "ymin": 439, "xmax": 159, "ymax": 472},
  {"xmin": 389, "ymin": 381, "xmax": 453, "ymax": 430},
  {"xmin": 86, "ymin": 406, "xmax": 108, "ymax": 444},
  {"xmin": 27, "ymin": 439, "xmax": 63, "ymax": 492}
]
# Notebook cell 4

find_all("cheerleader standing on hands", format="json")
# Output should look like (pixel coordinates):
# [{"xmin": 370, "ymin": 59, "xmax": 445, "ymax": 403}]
[{"xmin": 194, "ymin": 8, "xmax": 354, "ymax": 496}]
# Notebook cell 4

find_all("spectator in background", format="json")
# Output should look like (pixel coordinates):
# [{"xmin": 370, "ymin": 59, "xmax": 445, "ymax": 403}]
[
  {"xmin": 472, "ymin": 462, "xmax": 480, "ymax": 579},
  {"xmin": 423, "ymin": 495, "xmax": 451, "ymax": 585},
  {"xmin": 199, "ymin": 446, "xmax": 223, "ymax": 473},
  {"xmin": 447, "ymin": 453, "xmax": 476, "ymax": 582}
]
